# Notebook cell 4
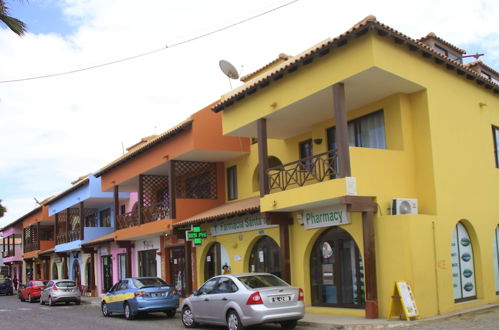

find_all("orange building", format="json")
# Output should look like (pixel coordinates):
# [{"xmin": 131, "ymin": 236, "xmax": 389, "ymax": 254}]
[{"xmin": 93, "ymin": 102, "xmax": 249, "ymax": 294}]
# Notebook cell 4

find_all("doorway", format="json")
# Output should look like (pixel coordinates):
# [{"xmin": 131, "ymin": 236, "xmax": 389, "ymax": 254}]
[
  {"xmin": 169, "ymin": 247, "xmax": 185, "ymax": 296},
  {"xmin": 310, "ymin": 227, "xmax": 364, "ymax": 308},
  {"xmin": 248, "ymin": 236, "xmax": 281, "ymax": 278}
]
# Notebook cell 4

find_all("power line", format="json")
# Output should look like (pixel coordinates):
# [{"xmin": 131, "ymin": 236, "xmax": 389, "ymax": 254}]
[{"xmin": 0, "ymin": 0, "xmax": 299, "ymax": 84}]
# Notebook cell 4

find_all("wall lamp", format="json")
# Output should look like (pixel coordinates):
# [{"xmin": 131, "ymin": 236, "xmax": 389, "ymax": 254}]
[{"xmin": 313, "ymin": 138, "xmax": 323, "ymax": 145}]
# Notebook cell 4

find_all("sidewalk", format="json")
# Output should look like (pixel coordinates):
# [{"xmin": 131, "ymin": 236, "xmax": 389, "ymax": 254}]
[{"xmin": 81, "ymin": 297, "xmax": 499, "ymax": 329}]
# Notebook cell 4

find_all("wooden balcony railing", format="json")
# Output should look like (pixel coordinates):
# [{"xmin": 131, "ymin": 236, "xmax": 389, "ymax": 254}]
[
  {"xmin": 267, "ymin": 149, "xmax": 338, "ymax": 192},
  {"xmin": 56, "ymin": 232, "xmax": 68, "ymax": 245},
  {"xmin": 23, "ymin": 240, "xmax": 40, "ymax": 253},
  {"xmin": 68, "ymin": 230, "xmax": 81, "ymax": 242},
  {"xmin": 116, "ymin": 203, "xmax": 170, "ymax": 230}
]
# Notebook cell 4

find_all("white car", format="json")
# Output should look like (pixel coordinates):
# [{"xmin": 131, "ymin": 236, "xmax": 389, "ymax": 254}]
[
  {"xmin": 40, "ymin": 279, "xmax": 81, "ymax": 306},
  {"xmin": 181, "ymin": 273, "xmax": 304, "ymax": 330}
]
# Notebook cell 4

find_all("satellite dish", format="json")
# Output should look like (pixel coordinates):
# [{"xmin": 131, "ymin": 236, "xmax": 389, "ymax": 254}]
[{"xmin": 219, "ymin": 60, "xmax": 239, "ymax": 80}]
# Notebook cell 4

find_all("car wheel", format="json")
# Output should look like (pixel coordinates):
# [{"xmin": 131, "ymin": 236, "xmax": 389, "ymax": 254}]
[
  {"xmin": 124, "ymin": 302, "xmax": 135, "ymax": 320},
  {"xmin": 19, "ymin": 294, "xmax": 24, "ymax": 302},
  {"xmin": 280, "ymin": 320, "xmax": 298, "ymax": 329},
  {"xmin": 227, "ymin": 310, "xmax": 245, "ymax": 330},
  {"xmin": 164, "ymin": 309, "xmax": 176, "ymax": 318},
  {"xmin": 75, "ymin": 300, "xmax": 81, "ymax": 305},
  {"xmin": 101, "ymin": 302, "xmax": 111, "ymax": 317},
  {"xmin": 40, "ymin": 297, "xmax": 45, "ymax": 305},
  {"xmin": 181, "ymin": 306, "xmax": 198, "ymax": 328},
  {"xmin": 48, "ymin": 296, "xmax": 54, "ymax": 306}
]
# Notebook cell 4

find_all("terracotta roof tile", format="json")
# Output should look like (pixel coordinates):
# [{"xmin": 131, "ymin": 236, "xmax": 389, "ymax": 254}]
[
  {"xmin": 240, "ymin": 53, "xmax": 292, "ymax": 82},
  {"xmin": 418, "ymin": 32, "xmax": 467, "ymax": 54},
  {"xmin": 95, "ymin": 118, "xmax": 193, "ymax": 177},
  {"xmin": 173, "ymin": 196, "xmax": 260, "ymax": 228},
  {"xmin": 212, "ymin": 15, "xmax": 498, "ymax": 112},
  {"xmin": 466, "ymin": 60, "xmax": 499, "ymax": 78}
]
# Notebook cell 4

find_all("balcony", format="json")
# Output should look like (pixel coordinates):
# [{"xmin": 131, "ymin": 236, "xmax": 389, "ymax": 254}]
[
  {"xmin": 267, "ymin": 150, "xmax": 338, "ymax": 192},
  {"xmin": 116, "ymin": 203, "xmax": 170, "ymax": 230},
  {"xmin": 56, "ymin": 232, "xmax": 68, "ymax": 245}
]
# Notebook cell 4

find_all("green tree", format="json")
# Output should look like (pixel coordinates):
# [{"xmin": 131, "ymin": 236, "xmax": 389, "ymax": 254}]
[
  {"xmin": 0, "ymin": 199, "xmax": 6, "ymax": 217},
  {"xmin": 0, "ymin": 0, "xmax": 27, "ymax": 36}
]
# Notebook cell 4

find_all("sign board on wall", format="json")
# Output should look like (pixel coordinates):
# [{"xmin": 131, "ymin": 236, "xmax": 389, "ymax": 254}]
[
  {"xmin": 303, "ymin": 205, "xmax": 349, "ymax": 229},
  {"xmin": 210, "ymin": 213, "xmax": 276, "ymax": 236}
]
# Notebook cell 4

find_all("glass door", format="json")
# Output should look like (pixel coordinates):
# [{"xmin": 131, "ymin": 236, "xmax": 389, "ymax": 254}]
[{"xmin": 169, "ymin": 247, "xmax": 185, "ymax": 296}]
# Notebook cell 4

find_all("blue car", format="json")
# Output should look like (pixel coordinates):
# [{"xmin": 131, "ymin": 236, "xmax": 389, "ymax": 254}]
[
  {"xmin": 0, "ymin": 278, "xmax": 13, "ymax": 295},
  {"xmin": 101, "ymin": 277, "xmax": 179, "ymax": 320}
]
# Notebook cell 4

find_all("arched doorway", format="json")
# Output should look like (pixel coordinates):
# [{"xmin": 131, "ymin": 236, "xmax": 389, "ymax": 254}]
[
  {"xmin": 310, "ymin": 227, "xmax": 364, "ymax": 308},
  {"xmin": 62, "ymin": 258, "xmax": 68, "ymax": 279},
  {"xmin": 73, "ymin": 259, "xmax": 81, "ymax": 288},
  {"xmin": 249, "ymin": 236, "xmax": 281, "ymax": 277},
  {"xmin": 52, "ymin": 262, "xmax": 58, "ymax": 280},
  {"xmin": 204, "ymin": 242, "xmax": 230, "ymax": 281},
  {"xmin": 85, "ymin": 258, "xmax": 92, "ymax": 294}
]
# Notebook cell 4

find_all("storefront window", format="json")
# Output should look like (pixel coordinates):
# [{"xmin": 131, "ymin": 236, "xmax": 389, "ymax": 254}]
[
  {"xmin": 451, "ymin": 222, "xmax": 476, "ymax": 302},
  {"xmin": 101, "ymin": 255, "xmax": 113, "ymax": 293},
  {"xmin": 139, "ymin": 249, "xmax": 157, "ymax": 277},
  {"xmin": 249, "ymin": 236, "xmax": 281, "ymax": 278},
  {"xmin": 310, "ymin": 227, "xmax": 364, "ymax": 308},
  {"xmin": 169, "ymin": 247, "xmax": 185, "ymax": 295},
  {"xmin": 493, "ymin": 226, "xmax": 499, "ymax": 294}
]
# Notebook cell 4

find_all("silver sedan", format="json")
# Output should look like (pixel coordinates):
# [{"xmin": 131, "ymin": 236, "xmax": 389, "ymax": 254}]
[
  {"xmin": 181, "ymin": 273, "xmax": 304, "ymax": 330},
  {"xmin": 40, "ymin": 279, "xmax": 81, "ymax": 306}
]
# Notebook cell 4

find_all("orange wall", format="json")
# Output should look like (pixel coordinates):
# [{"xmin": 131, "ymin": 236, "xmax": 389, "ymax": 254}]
[
  {"xmin": 22, "ymin": 206, "xmax": 50, "ymax": 228},
  {"xmin": 191, "ymin": 105, "xmax": 250, "ymax": 152},
  {"xmin": 101, "ymin": 130, "xmax": 194, "ymax": 191},
  {"xmin": 101, "ymin": 104, "xmax": 249, "ymax": 192}
]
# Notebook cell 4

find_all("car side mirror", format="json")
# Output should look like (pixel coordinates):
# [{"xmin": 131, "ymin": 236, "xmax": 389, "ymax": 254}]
[{"xmin": 192, "ymin": 290, "xmax": 198, "ymax": 296}]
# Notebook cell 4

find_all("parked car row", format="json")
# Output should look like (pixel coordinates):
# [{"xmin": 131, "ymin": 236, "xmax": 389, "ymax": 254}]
[{"xmin": 17, "ymin": 279, "xmax": 81, "ymax": 305}]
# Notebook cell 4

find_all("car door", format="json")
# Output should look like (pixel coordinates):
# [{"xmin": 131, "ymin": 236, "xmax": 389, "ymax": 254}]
[
  {"xmin": 41, "ymin": 281, "xmax": 53, "ymax": 303},
  {"xmin": 104, "ymin": 282, "xmax": 121, "ymax": 313},
  {"xmin": 209, "ymin": 277, "xmax": 239, "ymax": 324},
  {"xmin": 190, "ymin": 277, "xmax": 219, "ymax": 322}
]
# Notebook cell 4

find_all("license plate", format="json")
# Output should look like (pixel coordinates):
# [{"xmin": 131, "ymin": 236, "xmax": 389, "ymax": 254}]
[
  {"xmin": 151, "ymin": 292, "xmax": 166, "ymax": 297},
  {"xmin": 270, "ymin": 295, "xmax": 291, "ymax": 303}
]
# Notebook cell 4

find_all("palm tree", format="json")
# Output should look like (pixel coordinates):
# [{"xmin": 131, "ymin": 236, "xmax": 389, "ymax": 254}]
[
  {"xmin": 0, "ymin": 199, "xmax": 6, "ymax": 217},
  {"xmin": 0, "ymin": 0, "xmax": 27, "ymax": 36}
]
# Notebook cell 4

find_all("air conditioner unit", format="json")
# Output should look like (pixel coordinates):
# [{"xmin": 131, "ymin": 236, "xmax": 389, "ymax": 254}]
[{"xmin": 392, "ymin": 198, "xmax": 418, "ymax": 215}]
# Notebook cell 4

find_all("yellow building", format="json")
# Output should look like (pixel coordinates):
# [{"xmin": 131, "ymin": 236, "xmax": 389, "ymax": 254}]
[{"xmin": 174, "ymin": 16, "xmax": 499, "ymax": 319}]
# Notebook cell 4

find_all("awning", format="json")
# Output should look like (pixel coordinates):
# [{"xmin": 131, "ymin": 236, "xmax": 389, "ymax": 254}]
[{"xmin": 173, "ymin": 196, "xmax": 260, "ymax": 228}]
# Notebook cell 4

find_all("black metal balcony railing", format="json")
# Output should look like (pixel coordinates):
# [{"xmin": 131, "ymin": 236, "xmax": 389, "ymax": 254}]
[
  {"xmin": 267, "ymin": 149, "xmax": 338, "ymax": 192},
  {"xmin": 116, "ymin": 203, "xmax": 170, "ymax": 230}
]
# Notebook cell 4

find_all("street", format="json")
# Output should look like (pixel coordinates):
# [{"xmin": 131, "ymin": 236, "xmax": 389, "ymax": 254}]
[{"xmin": 0, "ymin": 295, "xmax": 310, "ymax": 330}]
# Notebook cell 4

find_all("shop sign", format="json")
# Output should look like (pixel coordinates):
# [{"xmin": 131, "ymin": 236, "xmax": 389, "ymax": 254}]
[
  {"xmin": 210, "ymin": 213, "xmax": 276, "ymax": 236},
  {"xmin": 186, "ymin": 226, "xmax": 207, "ymax": 246},
  {"xmin": 303, "ymin": 205, "xmax": 349, "ymax": 229}
]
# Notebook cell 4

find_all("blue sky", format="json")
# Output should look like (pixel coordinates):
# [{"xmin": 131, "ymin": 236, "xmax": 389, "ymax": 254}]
[
  {"xmin": 0, "ymin": 0, "xmax": 498, "ymax": 229},
  {"xmin": 9, "ymin": 0, "xmax": 75, "ymax": 36}
]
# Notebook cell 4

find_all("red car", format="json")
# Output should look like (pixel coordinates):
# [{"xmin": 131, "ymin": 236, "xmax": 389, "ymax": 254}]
[{"xmin": 19, "ymin": 280, "xmax": 47, "ymax": 303}]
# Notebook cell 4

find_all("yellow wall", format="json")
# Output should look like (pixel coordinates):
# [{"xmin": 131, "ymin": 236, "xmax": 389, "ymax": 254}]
[{"xmin": 215, "ymin": 30, "xmax": 499, "ymax": 318}]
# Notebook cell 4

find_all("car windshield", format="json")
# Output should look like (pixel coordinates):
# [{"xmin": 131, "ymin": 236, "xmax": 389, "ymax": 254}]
[
  {"xmin": 132, "ymin": 278, "xmax": 168, "ymax": 288},
  {"xmin": 237, "ymin": 275, "xmax": 289, "ymax": 289},
  {"xmin": 56, "ymin": 281, "xmax": 76, "ymax": 288},
  {"xmin": 0, "ymin": 279, "xmax": 10, "ymax": 284},
  {"xmin": 31, "ymin": 281, "xmax": 45, "ymax": 286}
]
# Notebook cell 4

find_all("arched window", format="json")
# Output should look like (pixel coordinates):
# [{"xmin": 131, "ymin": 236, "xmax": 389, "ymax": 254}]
[
  {"xmin": 252, "ymin": 156, "xmax": 283, "ymax": 192},
  {"xmin": 310, "ymin": 226, "xmax": 364, "ymax": 308},
  {"xmin": 249, "ymin": 236, "xmax": 280, "ymax": 277},
  {"xmin": 493, "ymin": 226, "xmax": 499, "ymax": 295},
  {"xmin": 451, "ymin": 222, "xmax": 477, "ymax": 302}
]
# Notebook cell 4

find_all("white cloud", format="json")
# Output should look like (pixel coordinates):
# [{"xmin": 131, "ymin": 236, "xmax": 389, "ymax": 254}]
[{"xmin": 1, "ymin": 0, "xmax": 498, "ymax": 228}]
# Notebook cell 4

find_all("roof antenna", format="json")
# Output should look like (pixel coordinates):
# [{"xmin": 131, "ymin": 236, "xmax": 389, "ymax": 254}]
[
  {"xmin": 219, "ymin": 60, "xmax": 239, "ymax": 89},
  {"xmin": 462, "ymin": 53, "xmax": 485, "ymax": 60},
  {"xmin": 121, "ymin": 142, "xmax": 125, "ymax": 155},
  {"xmin": 33, "ymin": 197, "xmax": 41, "ymax": 205}
]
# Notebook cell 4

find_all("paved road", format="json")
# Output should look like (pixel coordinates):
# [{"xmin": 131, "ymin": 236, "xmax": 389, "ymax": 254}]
[{"xmin": 0, "ymin": 294, "xmax": 310, "ymax": 330}]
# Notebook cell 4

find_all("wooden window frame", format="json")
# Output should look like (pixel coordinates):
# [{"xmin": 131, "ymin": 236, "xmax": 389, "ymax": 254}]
[{"xmin": 227, "ymin": 166, "xmax": 238, "ymax": 201}]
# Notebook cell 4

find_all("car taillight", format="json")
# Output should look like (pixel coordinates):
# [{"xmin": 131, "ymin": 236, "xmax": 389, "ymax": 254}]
[
  {"xmin": 168, "ymin": 289, "xmax": 178, "ymax": 296},
  {"xmin": 298, "ymin": 288, "xmax": 304, "ymax": 301},
  {"xmin": 52, "ymin": 284, "xmax": 58, "ymax": 291},
  {"xmin": 134, "ymin": 291, "xmax": 148, "ymax": 297},
  {"xmin": 246, "ymin": 291, "xmax": 263, "ymax": 305}
]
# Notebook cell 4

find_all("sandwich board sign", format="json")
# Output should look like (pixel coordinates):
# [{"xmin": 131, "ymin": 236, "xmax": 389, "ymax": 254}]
[{"xmin": 388, "ymin": 281, "xmax": 419, "ymax": 321}]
